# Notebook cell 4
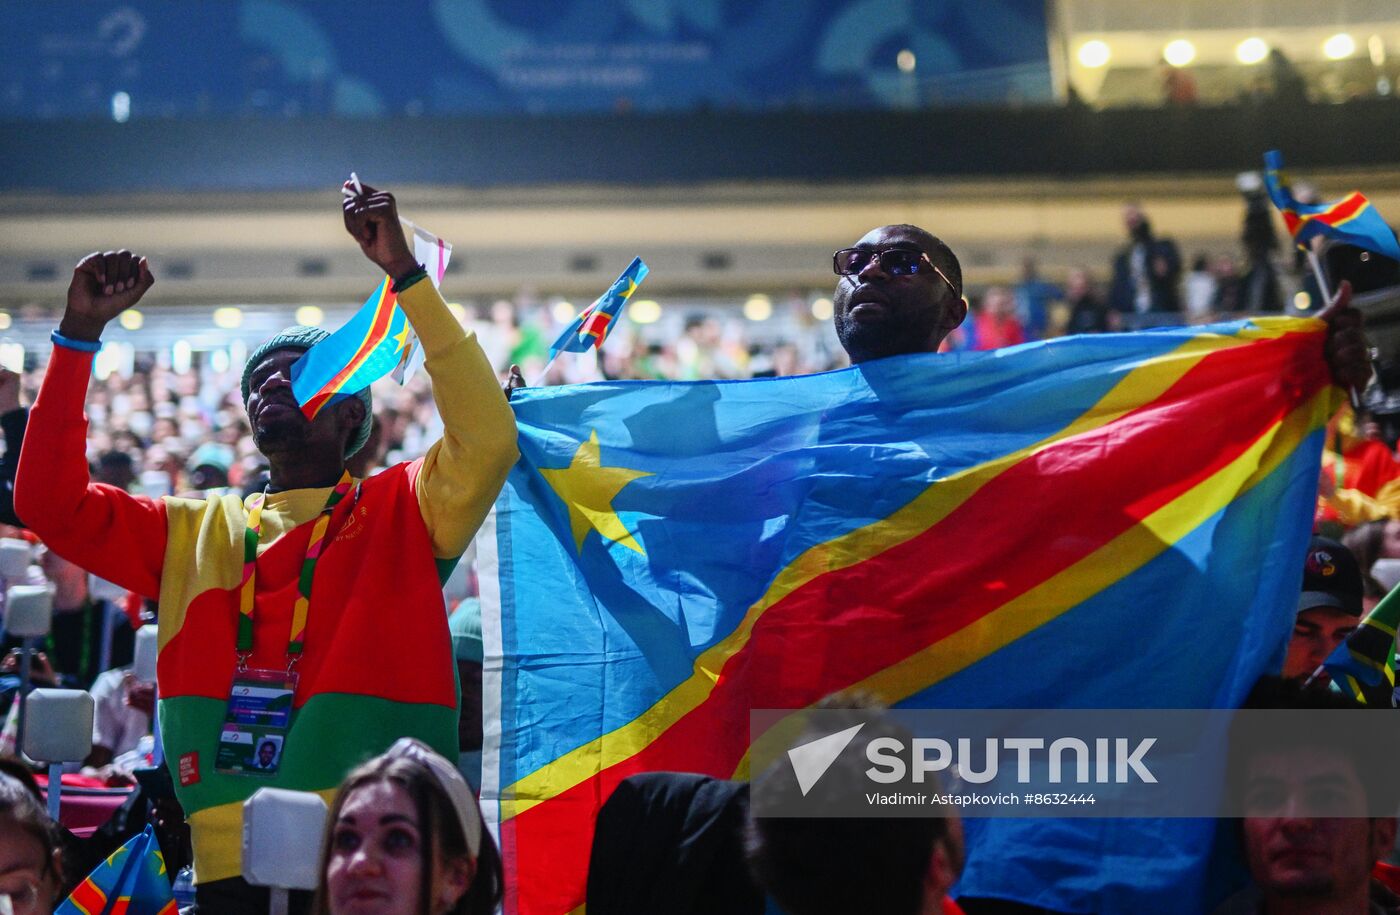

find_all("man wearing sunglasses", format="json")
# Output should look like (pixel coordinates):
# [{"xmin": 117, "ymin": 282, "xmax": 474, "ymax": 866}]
[
  {"xmin": 831, "ymin": 225, "xmax": 967, "ymax": 364},
  {"xmin": 829, "ymin": 224, "xmax": 1370, "ymax": 395}
]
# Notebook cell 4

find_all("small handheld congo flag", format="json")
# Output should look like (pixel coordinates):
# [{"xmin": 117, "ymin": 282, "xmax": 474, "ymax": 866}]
[
  {"xmin": 1264, "ymin": 150, "xmax": 1400, "ymax": 262},
  {"xmin": 290, "ymin": 277, "xmax": 408, "ymax": 420},
  {"xmin": 57, "ymin": 825, "xmax": 176, "ymax": 915},
  {"xmin": 293, "ymin": 177, "xmax": 454, "ymax": 418},
  {"xmin": 549, "ymin": 257, "xmax": 649, "ymax": 358}
]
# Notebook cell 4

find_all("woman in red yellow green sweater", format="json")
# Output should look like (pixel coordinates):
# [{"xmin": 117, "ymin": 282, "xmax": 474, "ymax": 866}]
[{"xmin": 16, "ymin": 182, "xmax": 518, "ymax": 915}]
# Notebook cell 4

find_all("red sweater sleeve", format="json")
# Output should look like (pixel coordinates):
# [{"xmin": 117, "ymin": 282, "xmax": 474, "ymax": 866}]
[{"xmin": 16, "ymin": 345, "xmax": 166, "ymax": 598}]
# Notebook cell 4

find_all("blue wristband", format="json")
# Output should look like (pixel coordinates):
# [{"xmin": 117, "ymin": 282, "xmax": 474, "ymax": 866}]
[{"xmin": 51, "ymin": 329, "xmax": 102, "ymax": 352}]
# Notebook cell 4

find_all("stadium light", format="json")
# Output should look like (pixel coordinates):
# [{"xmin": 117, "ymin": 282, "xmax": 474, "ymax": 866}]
[
  {"xmin": 111, "ymin": 91, "xmax": 130, "ymax": 123},
  {"xmin": 0, "ymin": 313, "xmax": 11, "ymax": 331},
  {"xmin": 0, "ymin": 343, "xmax": 22, "ymax": 373},
  {"xmin": 1324, "ymin": 33, "xmax": 1356, "ymax": 60},
  {"xmin": 1370, "ymin": 35, "xmax": 1387, "ymax": 66},
  {"xmin": 294, "ymin": 305, "xmax": 323, "ymax": 326},
  {"xmin": 1077, "ymin": 40, "xmax": 1110, "ymax": 69},
  {"xmin": 172, "ymin": 339, "xmax": 192, "ymax": 374},
  {"xmin": 629, "ymin": 300, "xmax": 662, "ymax": 324},
  {"xmin": 212, "ymin": 306, "xmax": 244, "ymax": 329},
  {"xmin": 552, "ymin": 301, "xmax": 576, "ymax": 323},
  {"xmin": 1163, "ymin": 40, "xmax": 1196, "ymax": 67},
  {"xmin": 897, "ymin": 49, "xmax": 916, "ymax": 73},
  {"xmin": 743, "ymin": 295, "xmax": 773, "ymax": 322},
  {"xmin": 810, "ymin": 297, "xmax": 834, "ymax": 321},
  {"xmin": 119, "ymin": 309, "xmax": 143, "ymax": 330},
  {"xmin": 1236, "ymin": 37, "xmax": 1269, "ymax": 65}
]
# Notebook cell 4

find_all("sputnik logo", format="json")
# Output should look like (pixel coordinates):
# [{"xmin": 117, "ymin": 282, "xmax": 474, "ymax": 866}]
[{"xmin": 787, "ymin": 723, "xmax": 865, "ymax": 796}]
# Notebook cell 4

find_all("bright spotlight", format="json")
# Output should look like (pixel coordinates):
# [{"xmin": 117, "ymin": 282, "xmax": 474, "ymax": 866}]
[
  {"xmin": 1163, "ymin": 40, "xmax": 1196, "ymax": 67},
  {"xmin": 212, "ymin": 307, "xmax": 243, "ymax": 329},
  {"xmin": 119, "ymin": 309, "xmax": 143, "ymax": 330},
  {"xmin": 1077, "ymin": 40, "xmax": 1110, "ymax": 69},
  {"xmin": 1324, "ymin": 33, "xmax": 1356, "ymax": 60},
  {"xmin": 1236, "ymin": 37, "xmax": 1269, "ymax": 65},
  {"xmin": 743, "ymin": 295, "xmax": 773, "ymax": 322},
  {"xmin": 629, "ymin": 300, "xmax": 662, "ymax": 324},
  {"xmin": 810, "ymin": 297, "xmax": 834, "ymax": 321},
  {"xmin": 294, "ymin": 305, "xmax": 324, "ymax": 326}
]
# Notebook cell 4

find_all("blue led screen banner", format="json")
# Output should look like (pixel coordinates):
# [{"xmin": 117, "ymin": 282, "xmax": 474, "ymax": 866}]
[{"xmin": 1, "ymin": 0, "xmax": 1051, "ymax": 120}]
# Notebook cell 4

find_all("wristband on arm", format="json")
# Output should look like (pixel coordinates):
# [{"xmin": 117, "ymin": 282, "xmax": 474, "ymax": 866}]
[
  {"xmin": 51, "ymin": 330, "xmax": 102, "ymax": 352},
  {"xmin": 392, "ymin": 265, "xmax": 429, "ymax": 294}
]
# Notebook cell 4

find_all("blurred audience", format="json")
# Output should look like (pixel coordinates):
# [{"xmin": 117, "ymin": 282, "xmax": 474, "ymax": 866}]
[{"xmin": 1110, "ymin": 202, "xmax": 1182, "ymax": 316}]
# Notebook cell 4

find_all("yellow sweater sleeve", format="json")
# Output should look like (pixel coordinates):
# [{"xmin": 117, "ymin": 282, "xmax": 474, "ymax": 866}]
[
  {"xmin": 397, "ymin": 281, "xmax": 519, "ymax": 559},
  {"xmin": 1327, "ymin": 477, "xmax": 1400, "ymax": 525},
  {"xmin": 1327, "ymin": 488, "xmax": 1386, "ymax": 525}
]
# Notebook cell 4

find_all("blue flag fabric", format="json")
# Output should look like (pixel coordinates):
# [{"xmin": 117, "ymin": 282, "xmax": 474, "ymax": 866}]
[
  {"xmin": 480, "ymin": 317, "xmax": 1338, "ymax": 914},
  {"xmin": 56, "ymin": 825, "xmax": 175, "ymax": 915},
  {"xmin": 549, "ymin": 257, "xmax": 648, "ymax": 356}
]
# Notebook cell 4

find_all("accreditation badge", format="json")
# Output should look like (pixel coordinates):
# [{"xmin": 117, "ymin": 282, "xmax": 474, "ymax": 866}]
[{"xmin": 215, "ymin": 668, "xmax": 297, "ymax": 776}]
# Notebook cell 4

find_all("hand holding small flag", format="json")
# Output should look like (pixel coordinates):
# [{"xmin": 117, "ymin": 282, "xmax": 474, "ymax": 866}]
[
  {"xmin": 1316, "ymin": 280, "xmax": 1372, "ymax": 394},
  {"xmin": 341, "ymin": 177, "xmax": 419, "ymax": 280}
]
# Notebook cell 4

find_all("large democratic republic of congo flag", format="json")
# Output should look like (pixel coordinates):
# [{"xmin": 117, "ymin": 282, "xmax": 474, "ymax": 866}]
[{"xmin": 478, "ymin": 317, "xmax": 1338, "ymax": 915}]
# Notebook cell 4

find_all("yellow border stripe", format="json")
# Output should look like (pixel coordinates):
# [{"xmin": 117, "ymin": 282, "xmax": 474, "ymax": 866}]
[{"xmin": 498, "ymin": 318, "xmax": 1322, "ymax": 819}]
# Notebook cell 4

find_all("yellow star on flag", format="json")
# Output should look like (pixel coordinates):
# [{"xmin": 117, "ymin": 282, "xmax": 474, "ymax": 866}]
[
  {"xmin": 616, "ymin": 277, "xmax": 638, "ymax": 300},
  {"xmin": 541, "ymin": 430, "xmax": 652, "ymax": 554},
  {"xmin": 391, "ymin": 324, "xmax": 411, "ymax": 354}
]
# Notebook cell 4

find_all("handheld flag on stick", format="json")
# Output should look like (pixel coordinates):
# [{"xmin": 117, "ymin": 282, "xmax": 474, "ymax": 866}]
[
  {"xmin": 549, "ymin": 258, "xmax": 649, "ymax": 359},
  {"xmin": 290, "ymin": 277, "xmax": 409, "ymax": 419},
  {"xmin": 1323, "ymin": 583, "xmax": 1400, "ymax": 704},
  {"xmin": 1263, "ymin": 150, "xmax": 1400, "ymax": 262},
  {"xmin": 57, "ymin": 825, "xmax": 176, "ymax": 915},
  {"xmin": 295, "ymin": 176, "xmax": 456, "ymax": 416}
]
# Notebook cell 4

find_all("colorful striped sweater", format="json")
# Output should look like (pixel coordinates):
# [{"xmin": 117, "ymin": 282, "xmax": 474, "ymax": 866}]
[{"xmin": 17, "ymin": 281, "xmax": 518, "ymax": 883}]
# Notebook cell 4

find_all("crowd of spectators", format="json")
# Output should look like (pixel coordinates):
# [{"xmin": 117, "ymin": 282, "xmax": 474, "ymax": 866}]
[{"xmin": 0, "ymin": 200, "xmax": 1322, "ymax": 514}]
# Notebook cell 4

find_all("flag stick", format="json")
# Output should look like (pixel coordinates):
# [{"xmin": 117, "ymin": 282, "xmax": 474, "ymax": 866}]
[
  {"xmin": 1306, "ymin": 247, "xmax": 1333, "ymax": 303},
  {"xmin": 532, "ymin": 354, "xmax": 559, "ymax": 388}
]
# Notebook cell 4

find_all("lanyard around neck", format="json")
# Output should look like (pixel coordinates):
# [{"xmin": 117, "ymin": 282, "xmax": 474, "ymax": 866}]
[{"xmin": 238, "ymin": 470, "xmax": 354, "ymax": 667}]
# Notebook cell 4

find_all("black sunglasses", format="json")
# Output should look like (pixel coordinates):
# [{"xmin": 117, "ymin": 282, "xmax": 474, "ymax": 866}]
[{"xmin": 832, "ymin": 247, "xmax": 958, "ymax": 295}]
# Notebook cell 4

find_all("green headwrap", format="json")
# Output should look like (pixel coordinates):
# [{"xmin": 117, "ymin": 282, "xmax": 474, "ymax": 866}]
[{"xmin": 240, "ymin": 325, "xmax": 373, "ymax": 459}]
